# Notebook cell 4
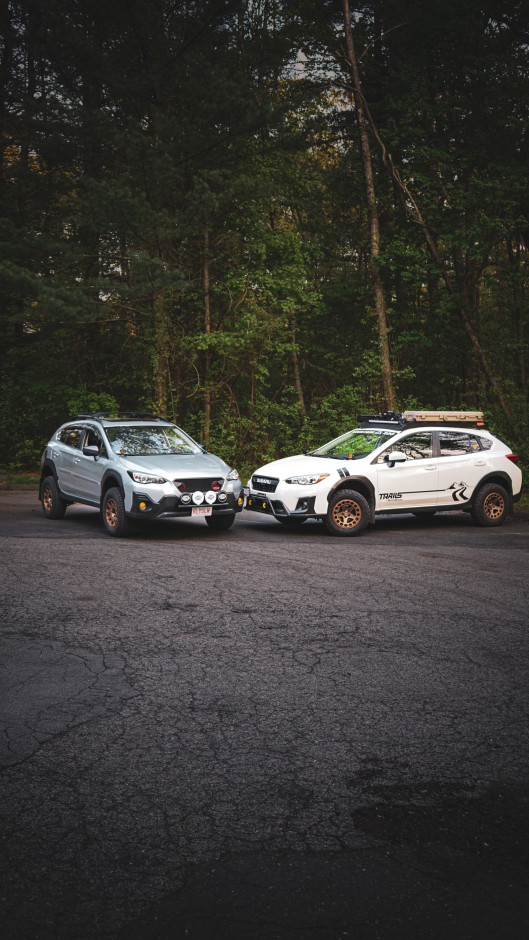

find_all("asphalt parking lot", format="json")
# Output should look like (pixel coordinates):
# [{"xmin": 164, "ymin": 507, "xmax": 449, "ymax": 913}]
[{"xmin": 1, "ymin": 490, "xmax": 529, "ymax": 939}]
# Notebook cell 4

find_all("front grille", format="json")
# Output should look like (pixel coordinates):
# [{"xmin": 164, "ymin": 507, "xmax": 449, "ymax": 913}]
[
  {"xmin": 251, "ymin": 475, "xmax": 279, "ymax": 494},
  {"xmin": 173, "ymin": 477, "xmax": 224, "ymax": 492}
]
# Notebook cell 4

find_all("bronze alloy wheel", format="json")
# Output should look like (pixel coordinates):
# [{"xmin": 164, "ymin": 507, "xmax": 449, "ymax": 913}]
[
  {"xmin": 331, "ymin": 496, "xmax": 363, "ymax": 530},
  {"xmin": 42, "ymin": 483, "xmax": 53, "ymax": 513},
  {"xmin": 104, "ymin": 496, "xmax": 119, "ymax": 529},
  {"xmin": 40, "ymin": 474, "xmax": 67, "ymax": 519},
  {"xmin": 483, "ymin": 490, "xmax": 505, "ymax": 521}
]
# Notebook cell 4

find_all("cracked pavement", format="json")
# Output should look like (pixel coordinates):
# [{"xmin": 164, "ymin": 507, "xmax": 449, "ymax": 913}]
[{"xmin": 1, "ymin": 491, "xmax": 528, "ymax": 939}]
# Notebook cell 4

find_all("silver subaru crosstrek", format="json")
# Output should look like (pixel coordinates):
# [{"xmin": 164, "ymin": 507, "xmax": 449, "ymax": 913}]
[{"xmin": 40, "ymin": 412, "xmax": 243, "ymax": 537}]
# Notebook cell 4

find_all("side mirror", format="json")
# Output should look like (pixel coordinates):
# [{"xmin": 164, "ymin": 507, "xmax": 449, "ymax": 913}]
[
  {"xmin": 385, "ymin": 451, "xmax": 407, "ymax": 468},
  {"xmin": 83, "ymin": 445, "xmax": 100, "ymax": 459}
]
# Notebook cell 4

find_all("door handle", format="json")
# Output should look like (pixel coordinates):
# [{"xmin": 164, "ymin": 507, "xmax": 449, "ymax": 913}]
[
  {"xmin": 474, "ymin": 460, "xmax": 486, "ymax": 466},
  {"xmin": 424, "ymin": 464, "xmax": 436, "ymax": 471},
  {"xmin": 73, "ymin": 457, "xmax": 81, "ymax": 464}
]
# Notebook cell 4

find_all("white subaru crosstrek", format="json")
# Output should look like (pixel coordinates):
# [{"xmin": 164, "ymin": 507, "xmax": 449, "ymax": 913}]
[{"xmin": 244, "ymin": 411, "xmax": 523, "ymax": 536}]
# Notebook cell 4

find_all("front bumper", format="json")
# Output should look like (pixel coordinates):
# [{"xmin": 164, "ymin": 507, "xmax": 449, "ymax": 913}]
[
  {"xmin": 245, "ymin": 491, "xmax": 316, "ymax": 519},
  {"xmin": 129, "ymin": 491, "xmax": 244, "ymax": 519}
]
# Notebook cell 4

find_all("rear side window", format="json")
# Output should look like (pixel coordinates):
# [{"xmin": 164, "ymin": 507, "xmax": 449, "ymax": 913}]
[
  {"xmin": 57, "ymin": 427, "xmax": 84, "ymax": 450},
  {"xmin": 438, "ymin": 432, "xmax": 481, "ymax": 456}
]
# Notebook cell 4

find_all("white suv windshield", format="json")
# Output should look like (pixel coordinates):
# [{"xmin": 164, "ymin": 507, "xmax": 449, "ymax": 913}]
[
  {"xmin": 312, "ymin": 429, "xmax": 397, "ymax": 459},
  {"xmin": 105, "ymin": 425, "xmax": 201, "ymax": 456}
]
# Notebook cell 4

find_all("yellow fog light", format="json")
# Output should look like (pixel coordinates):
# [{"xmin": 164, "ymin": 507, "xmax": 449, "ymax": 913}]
[
  {"xmin": 238, "ymin": 496, "xmax": 243, "ymax": 505},
  {"xmin": 139, "ymin": 501, "xmax": 147, "ymax": 511}
]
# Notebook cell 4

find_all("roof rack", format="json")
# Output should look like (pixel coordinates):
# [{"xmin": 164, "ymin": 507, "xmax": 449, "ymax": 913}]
[
  {"xmin": 358, "ymin": 411, "xmax": 407, "ymax": 429},
  {"xmin": 73, "ymin": 412, "xmax": 167, "ymax": 422},
  {"xmin": 358, "ymin": 410, "xmax": 487, "ymax": 430}
]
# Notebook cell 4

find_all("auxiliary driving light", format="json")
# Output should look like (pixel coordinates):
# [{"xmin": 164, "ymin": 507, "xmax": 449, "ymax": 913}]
[
  {"xmin": 180, "ymin": 493, "xmax": 192, "ymax": 504},
  {"xmin": 218, "ymin": 493, "xmax": 227, "ymax": 502},
  {"xmin": 205, "ymin": 490, "xmax": 216, "ymax": 504},
  {"xmin": 192, "ymin": 491, "xmax": 205, "ymax": 505}
]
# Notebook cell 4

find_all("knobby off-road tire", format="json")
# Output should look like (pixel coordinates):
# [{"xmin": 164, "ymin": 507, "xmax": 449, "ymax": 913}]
[
  {"xmin": 205, "ymin": 513, "xmax": 235, "ymax": 531},
  {"xmin": 41, "ymin": 475, "xmax": 68, "ymax": 519},
  {"xmin": 102, "ymin": 487, "xmax": 130, "ymax": 537},
  {"xmin": 323, "ymin": 488, "xmax": 370, "ymax": 537},
  {"xmin": 471, "ymin": 482, "xmax": 510, "ymax": 527}
]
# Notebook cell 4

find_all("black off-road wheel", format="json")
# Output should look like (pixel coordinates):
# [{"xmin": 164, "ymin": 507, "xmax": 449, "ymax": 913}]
[
  {"xmin": 205, "ymin": 513, "xmax": 235, "ymax": 531},
  {"xmin": 102, "ymin": 487, "xmax": 130, "ymax": 537},
  {"xmin": 471, "ymin": 482, "xmax": 510, "ymax": 527},
  {"xmin": 323, "ymin": 488, "xmax": 370, "ymax": 537},
  {"xmin": 41, "ymin": 475, "xmax": 68, "ymax": 520}
]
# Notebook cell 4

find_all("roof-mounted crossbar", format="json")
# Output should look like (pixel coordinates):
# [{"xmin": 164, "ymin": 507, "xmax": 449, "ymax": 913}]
[
  {"xmin": 358, "ymin": 411, "xmax": 407, "ymax": 429},
  {"xmin": 73, "ymin": 412, "xmax": 166, "ymax": 422}
]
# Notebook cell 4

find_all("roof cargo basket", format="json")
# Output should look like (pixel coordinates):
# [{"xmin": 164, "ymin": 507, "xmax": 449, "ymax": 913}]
[{"xmin": 402, "ymin": 410, "xmax": 486, "ymax": 427}]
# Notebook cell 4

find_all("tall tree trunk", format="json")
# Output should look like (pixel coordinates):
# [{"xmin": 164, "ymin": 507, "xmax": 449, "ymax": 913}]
[
  {"xmin": 343, "ymin": 0, "xmax": 395, "ymax": 411},
  {"xmin": 153, "ymin": 287, "xmax": 169, "ymax": 417},
  {"xmin": 290, "ymin": 316, "xmax": 306, "ymax": 417},
  {"xmin": 203, "ymin": 225, "xmax": 212, "ymax": 443}
]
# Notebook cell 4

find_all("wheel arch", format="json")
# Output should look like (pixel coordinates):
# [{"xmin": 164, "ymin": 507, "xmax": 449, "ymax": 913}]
[
  {"xmin": 101, "ymin": 471, "xmax": 125, "ymax": 498},
  {"xmin": 469, "ymin": 471, "xmax": 514, "ymax": 505},
  {"xmin": 40, "ymin": 460, "xmax": 59, "ymax": 498},
  {"xmin": 327, "ymin": 476, "xmax": 375, "ymax": 522}
]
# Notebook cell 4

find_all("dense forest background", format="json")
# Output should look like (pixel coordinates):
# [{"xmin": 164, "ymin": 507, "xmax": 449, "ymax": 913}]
[{"xmin": 1, "ymin": 0, "xmax": 528, "ymax": 474}]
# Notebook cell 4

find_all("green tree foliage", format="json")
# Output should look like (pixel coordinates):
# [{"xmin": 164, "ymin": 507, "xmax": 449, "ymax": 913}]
[{"xmin": 0, "ymin": 0, "xmax": 528, "ymax": 470}]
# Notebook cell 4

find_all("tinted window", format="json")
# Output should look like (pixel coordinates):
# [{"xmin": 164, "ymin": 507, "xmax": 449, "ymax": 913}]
[
  {"xmin": 377, "ymin": 432, "xmax": 433, "ymax": 462},
  {"xmin": 58, "ymin": 427, "xmax": 83, "ymax": 450},
  {"xmin": 439, "ymin": 432, "xmax": 480, "ymax": 456}
]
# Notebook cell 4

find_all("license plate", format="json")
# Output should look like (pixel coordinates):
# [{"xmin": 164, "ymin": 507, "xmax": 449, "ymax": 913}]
[{"xmin": 192, "ymin": 506, "xmax": 212, "ymax": 516}]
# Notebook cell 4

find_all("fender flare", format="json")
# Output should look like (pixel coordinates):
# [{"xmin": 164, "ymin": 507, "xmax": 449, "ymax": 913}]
[
  {"xmin": 327, "ymin": 474, "xmax": 376, "ymax": 523},
  {"xmin": 100, "ymin": 470, "xmax": 126, "ymax": 500},
  {"xmin": 39, "ymin": 460, "xmax": 60, "ymax": 498},
  {"xmin": 469, "ymin": 471, "xmax": 514, "ymax": 505}
]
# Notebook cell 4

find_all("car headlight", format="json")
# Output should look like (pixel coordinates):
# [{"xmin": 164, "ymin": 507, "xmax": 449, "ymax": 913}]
[
  {"xmin": 285, "ymin": 473, "xmax": 329, "ymax": 485},
  {"xmin": 129, "ymin": 472, "xmax": 167, "ymax": 484},
  {"xmin": 226, "ymin": 468, "xmax": 239, "ymax": 481}
]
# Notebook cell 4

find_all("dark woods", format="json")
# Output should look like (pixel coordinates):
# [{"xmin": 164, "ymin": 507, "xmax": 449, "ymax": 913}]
[{"xmin": 1, "ymin": 0, "xmax": 528, "ymax": 471}]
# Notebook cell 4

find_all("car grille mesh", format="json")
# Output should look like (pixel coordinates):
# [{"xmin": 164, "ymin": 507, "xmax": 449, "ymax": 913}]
[
  {"xmin": 173, "ymin": 478, "xmax": 224, "ymax": 492},
  {"xmin": 251, "ymin": 475, "xmax": 279, "ymax": 493}
]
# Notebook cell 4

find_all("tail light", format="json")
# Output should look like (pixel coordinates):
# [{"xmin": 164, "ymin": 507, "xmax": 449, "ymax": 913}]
[{"xmin": 506, "ymin": 454, "xmax": 519, "ymax": 465}]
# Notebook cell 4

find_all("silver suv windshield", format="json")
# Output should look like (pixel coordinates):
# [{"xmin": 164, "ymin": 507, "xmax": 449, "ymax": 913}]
[
  {"xmin": 311, "ymin": 429, "xmax": 397, "ymax": 459},
  {"xmin": 105, "ymin": 425, "xmax": 202, "ymax": 456}
]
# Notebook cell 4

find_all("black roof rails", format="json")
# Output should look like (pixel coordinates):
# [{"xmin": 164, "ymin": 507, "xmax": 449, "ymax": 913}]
[{"xmin": 73, "ymin": 412, "xmax": 167, "ymax": 422}]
